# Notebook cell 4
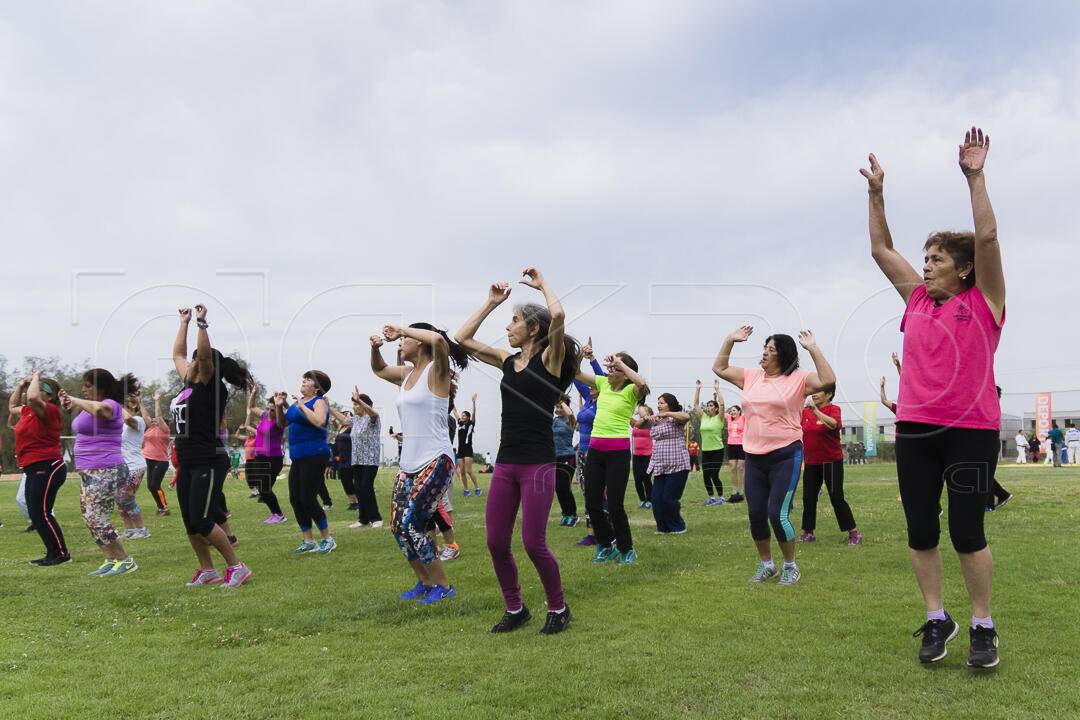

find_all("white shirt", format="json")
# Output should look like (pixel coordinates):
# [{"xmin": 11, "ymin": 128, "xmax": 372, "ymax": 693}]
[{"xmin": 122, "ymin": 416, "xmax": 148, "ymax": 471}]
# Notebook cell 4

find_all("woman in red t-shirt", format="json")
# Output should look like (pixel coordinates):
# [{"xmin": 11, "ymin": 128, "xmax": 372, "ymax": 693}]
[
  {"xmin": 798, "ymin": 388, "xmax": 861, "ymax": 545},
  {"xmin": 7, "ymin": 371, "xmax": 70, "ymax": 565}
]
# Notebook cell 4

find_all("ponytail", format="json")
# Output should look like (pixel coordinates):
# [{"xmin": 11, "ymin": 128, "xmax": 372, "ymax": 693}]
[
  {"xmin": 408, "ymin": 322, "xmax": 474, "ymax": 372},
  {"xmin": 214, "ymin": 350, "xmax": 254, "ymax": 391},
  {"xmin": 83, "ymin": 369, "xmax": 140, "ymax": 404}
]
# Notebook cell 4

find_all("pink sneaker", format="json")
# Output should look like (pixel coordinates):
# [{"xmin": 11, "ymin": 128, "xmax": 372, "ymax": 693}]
[
  {"xmin": 263, "ymin": 514, "xmax": 287, "ymax": 524},
  {"xmin": 847, "ymin": 531, "xmax": 864, "ymax": 546},
  {"xmin": 222, "ymin": 563, "xmax": 252, "ymax": 587},
  {"xmin": 186, "ymin": 568, "xmax": 222, "ymax": 586}
]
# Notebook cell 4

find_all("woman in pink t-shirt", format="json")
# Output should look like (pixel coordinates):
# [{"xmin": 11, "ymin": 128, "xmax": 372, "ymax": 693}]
[
  {"xmin": 861, "ymin": 127, "xmax": 1005, "ymax": 668},
  {"xmin": 713, "ymin": 327, "xmax": 835, "ymax": 587}
]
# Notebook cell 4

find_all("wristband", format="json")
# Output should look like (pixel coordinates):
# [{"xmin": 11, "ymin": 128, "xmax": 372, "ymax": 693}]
[{"xmin": 197, "ymin": 320, "xmax": 209, "ymax": 329}]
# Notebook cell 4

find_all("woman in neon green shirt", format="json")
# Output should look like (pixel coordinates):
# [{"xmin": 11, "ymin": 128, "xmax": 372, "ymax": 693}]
[{"xmin": 693, "ymin": 379, "xmax": 727, "ymax": 505}]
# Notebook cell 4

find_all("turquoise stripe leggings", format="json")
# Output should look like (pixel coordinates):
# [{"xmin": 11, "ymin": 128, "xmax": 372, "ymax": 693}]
[{"xmin": 744, "ymin": 441, "xmax": 802, "ymax": 542}]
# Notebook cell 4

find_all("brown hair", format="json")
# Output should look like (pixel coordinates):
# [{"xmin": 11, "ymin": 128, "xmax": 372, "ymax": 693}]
[
  {"xmin": 924, "ymin": 231, "xmax": 976, "ymax": 289},
  {"xmin": 303, "ymin": 370, "xmax": 331, "ymax": 396},
  {"xmin": 40, "ymin": 377, "xmax": 62, "ymax": 406}
]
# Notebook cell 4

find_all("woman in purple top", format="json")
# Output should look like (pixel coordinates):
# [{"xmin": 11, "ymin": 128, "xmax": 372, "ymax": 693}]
[
  {"xmin": 58, "ymin": 369, "xmax": 140, "ymax": 577},
  {"xmin": 862, "ymin": 127, "xmax": 1005, "ymax": 668},
  {"xmin": 246, "ymin": 383, "xmax": 288, "ymax": 523}
]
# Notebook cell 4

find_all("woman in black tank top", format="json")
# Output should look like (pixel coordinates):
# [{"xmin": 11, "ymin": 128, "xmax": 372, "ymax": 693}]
[{"xmin": 456, "ymin": 268, "xmax": 580, "ymax": 636}]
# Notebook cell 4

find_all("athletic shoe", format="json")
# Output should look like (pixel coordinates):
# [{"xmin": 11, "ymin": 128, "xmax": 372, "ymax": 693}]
[
  {"xmin": 463, "ymin": 489, "xmax": 469, "ymax": 498},
  {"xmin": 130, "ymin": 527, "xmax": 151, "ymax": 539},
  {"xmin": 643, "ymin": 502, "xmax": 652, "ymax": 509},
  {"xmin": 417, "ymin": 584, "xmax": 455, "ymax": 603},
  {"xmin": 994, "ymin": 495, "xmax": 1013, "ymax": 510},
  {"xmin": 670, "ymin": 528, "xmax": 687, "ymax": 534},
  {"xmin": 704, "ymin": 497, "xmax": 716, "ymax": 506},
  {"xmin": 797, "ymin": 531, "xmax": 816, "ymax": 543},
  {"xmin": 748, "ymin": 562, "xmax": 778, "ymax": 583},
  {"xmin": 474, "ymin": 488, "xmax": 482, "ymax": 497},
  {"xmin": 559, "ymin": 516, "xmax": 569, "ymax": 526},
  {"xmin": 264, "ymin": 514, "xmax": 286, "ymax": 524},
  {"xmin": 540, "ymin": 606, "xmax": 572, "ymax": 635},
  {"xmin": 121, "ymin": 529, "xmax": 135, "ymax": 539},
  {"xmin": 727, "ymin": 492, "xmax": 744, "ymax": 504},
  {"xmin": 592, "ymin": 544, "xmax": 618, "ymax": 563},
  {"xmin": 186, "ymin": 568, "xmax": 223, "ymax": 586},
  {"xmin": 638, "ymin": 501, "xmax": 646, "ymax": 509},
  {"xmin": 102, "ymin": 558, "xmax": 137, "ymax": 576},
  {"xmin": 913, "ymin": 615, "xmax": 960, "ymax": 663},
  {"xmin": 228, "ymin": 536, "xmax": 239, "ymax": 547},
  {"xmin": 156, "ymin": 508, "xmax": 170, "ymax": 516},
  {"xmin": 349, "ymin": 521, "xmax": 368, "ymax": 529},
  {"xmin": 968, "ymin": 625, "xmax": 1000, "ymax": 668},
  {"xmin": 440, "ymin": 545, "xmax": 460, "ymax": 560},
  {"xmin": 40, "ymin": 554, "xmax": 72, "ymax": 566},
  {"xmin": 29, "ymin": 557, "xmax": 50, "ymax": 566},
  {"xmin": 371, "ymin": 520, "xmax": 384, "ymax": 528},
  {"xmin": 347, "ymin": 502, "xmax": 359, "ymax": 511},
  {"xmin": 291, "ymin": 541, "xmax": 318, "ymax": 554},
  {"xmin": 778, "ymin": 564, "xmax": 801, "ymax": 585},
  {"xmin": 491, "ymin": 606, "xmax": 532, "ymax": 633},
  {"xmin": 222, "ymin": 563, "xmax": 253, "ymax": 588},
  {"xmin": 322, "ymin": 504, "xmax": 333, "ymax": 511},
  {"xmin": 249, "ymin": 491, "xmax": 260, "ymax": 498},
  {"xmin": 24, "ymin": 524, "xmax": 37, "ymax": 533},
  {"xmin": 984, "ymin": 506, "xmax": 994, "ymax": 513},
  {"xmin": 316, "ymin": 537, "xmax": 337, "ymax": 554},
  {"xmin": 567, "ymin": 515, "xmax": 580, "ymax": 527},
  {"xmin": 617, "ymin": 549, "xmax": 638, "ymax": 565},
  {"xmin": 224, "ymin": 511, "xmax": 231, "ymax": 518},
  {"xmin": 655, "ymin": 530, "xmax": 669, "ymax": 535},
  {"xmin": 715, "ymin": 497, "xmax": 727, "ymax": 505},
  {"xmin": 88, "ymin": 560, "xmax": 116, "ymax": 576},
  {"xmin": 847, "ymin": 531, "xmax": 863, "ymax": 546},
  {"xmin": 399, "ymin": 581, "xmax": 431, "ymax": 600},
  {"xmin": 574, "ymin": 535, "xmax": 597, "ymax": 547}
]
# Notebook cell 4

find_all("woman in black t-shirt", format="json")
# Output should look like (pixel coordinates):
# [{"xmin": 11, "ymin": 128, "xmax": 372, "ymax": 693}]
[{"xmin": 455, "ymin": 394, "xmax": 480, "ymax": 496}]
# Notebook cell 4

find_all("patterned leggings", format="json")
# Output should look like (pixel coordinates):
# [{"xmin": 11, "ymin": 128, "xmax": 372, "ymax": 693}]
[
  {"xmin": 80, "ymin": 464, "xmax": 128, "ymax": 545},
  {"xmin": 117, "ymin": 466, "xmax": 146, "ymax": 518},
  {"xmin": 391, "ymin": 454, "xmax": 454, "ymax": 564}
]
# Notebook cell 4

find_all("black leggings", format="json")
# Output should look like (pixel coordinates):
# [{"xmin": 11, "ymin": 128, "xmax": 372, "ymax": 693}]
[
  {"xmin": 896, "ymin": 422, "xmax": 997, "ymax": 553},
  {"xmin": 145, "ymin": 459, "xmax": 170, "ymax": 510},
  {"xmin": 701, "ymin": 448, "xmax": 725, "ymax": 497},
  {"xmin": 289, "ymin": 454, "xmax": 329, "ymax": 530},
  {"xmin": 247, "ymin": 455, "xmax": 284, "ymax": 516},
  {"xmin": 352, "ymin": 464, "xmax": 382, "ymax": 523},
  {"xmin": 24, "ymin": 459, "xmax": 68, "ymax": 558},
  {"xmin": 176, "ymin": 455, "xmax": 230, "ymax": 536},
  {"xmin": 801, "ymin": 460, "xmax": 856, "ymax": 533},
  {"xmin": 584, "ymin": 448, "xmax": 632, "ymax": 552},
  {"xmin": 554, "ymin": 454, "xmax": 577, "ymax": 517},
  {"xmin": 338, "ymin": 465, "xmax": 356, "ymax": 496},
  {"xmin": 632, "ymin": 454, "xmax": 653, "ymax": 503}
]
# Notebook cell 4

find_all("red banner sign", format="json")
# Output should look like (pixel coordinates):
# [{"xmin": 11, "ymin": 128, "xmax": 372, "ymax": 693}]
[{"xmin": 1036, "ymin": 392, "xmax": 1052, "ymax": 441}]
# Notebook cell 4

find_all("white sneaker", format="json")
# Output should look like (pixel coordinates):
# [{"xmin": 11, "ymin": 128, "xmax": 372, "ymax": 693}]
[
  {"xmin": 349, "ymin": 521, "xmax": 368, "ymax": 529},
  {"xmin": 371, "ymin": 520, "xmax": 384, "ymax": 528},
  {"xmin": 130, "ymin": 527, "xmax": 151, "ymax": 539}
]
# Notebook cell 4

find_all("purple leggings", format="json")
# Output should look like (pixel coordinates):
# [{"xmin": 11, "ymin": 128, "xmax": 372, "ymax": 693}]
[{"xmin": 485, "ymin": 462, "xmax": 565, "ymax": 612}]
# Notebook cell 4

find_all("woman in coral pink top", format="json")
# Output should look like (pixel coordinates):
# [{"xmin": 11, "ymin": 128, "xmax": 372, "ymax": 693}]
[
  {"xmin": 713, "ymin": 327, "xmax": 835, "ymax": 588},
  {"xmin": 861, "ymin": 127, "xmax": 1004, "ymax": 668}
]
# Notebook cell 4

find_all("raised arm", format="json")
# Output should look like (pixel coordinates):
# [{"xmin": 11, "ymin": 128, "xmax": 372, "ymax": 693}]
[
  {"xmin": 712, "ymin": 325, "xmax": 752, "ymax": 389},
  {"xmin": 860, "ymin": 154, "xmax": 921, "ymax": 302},
  {"xmin": 328, "ymin": 405, "xmax": 350, "ymax": 426},
  {"xmin": 9, "ymin": 376, "xmax": 29, "ymax": 426},
  {"xmin": 520, "ymin": 268, "xmax": 566, "ymax": 377},
  {"xmin": 713, "ymin": 379, "xmax": 726, "ymax": 418},
  {"xmin": 605, "ymin": 354, "xmax": 648, "ymax": 400},
  {"xmin": 172, "ymin": 308, "xmax": 192, "ymax": 378},
  {"xmin": 454, "ymin": 282, "xmax": 514, "ymax": 368},
  {"xmin": 151, "ymin": 391, "xmax": 169, "ymax": 431},
  {"xmin": 798, "ymin": 330, "xmax": 836, "ymax": 395},
  {"xmin": 574, "ymin": 336, "xmax": 601, "ymax": 388},
  {"xmin": 892, "ymin": 352, "xmax": 902, "ymax": 376},
  {"xmin": 122, "ymin": 403, "xmax": 141, "ymax": 430},
  {"xmin": 63, "ymin": 392, "xmax": 117, "ymax": 420},
  {"xmin": 879, "ymin": 376, "xmax": 895, "ymax": 414},
  {"xmin": 959, "ymin": 127, "xmax": 1004, "ymax": 323},
  {"xmin": 370, "ymin": 334, "xmax": 410, "ymax": 386},
  {"xmin": 691, "ymin": 381, "xmax": 703, "ymax": 417},
  {"xmin": 383, "ymin": 324, "xmax": 450, "ymax": 392},
  {"xmin": 271, "ymin": 392, "xmax": 288, "ymax": 428},
  {"xmin": 351, "ymin": 386, "xmax": 379, "ymax": 420},
  {"xmin": 192, "ymin": 304, "xmax": 214, "ymax": 384}
]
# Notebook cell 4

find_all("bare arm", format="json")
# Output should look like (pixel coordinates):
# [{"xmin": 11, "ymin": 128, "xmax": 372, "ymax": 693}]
[
  {"xmin": 192, "ymin": 304, "xmax": 214, "ymax": 384},
  {"xmin": 26, "ymin": 372, "xmax": 49, "ymax": 421},
  {"xmin": 67, "ymin": 395, "xmax": 117, "ymax": 420},
  {"xmin": 454, "ymin": 282, "xmax": 514, "ymax": 368},
  {"xmin": 879, "ymin": 377, "xmax": 895, "ymax": 414},
  {"xmin": 520, "ymin": 268, "xmax": 566, "ymax": 377},
  {"xmin": 860, "ymin": 154, "xmax": 921, "ymax": 303},
  {"xmin": 384, "ymin": 324, "xmax": 450, "ymax": 395},
  {"xmin": 151, "ymin": 392, "xmax": 169, "ymax": 431},
  {"xmin": 8, "ymin": 377, "xmax": 28, "ymax": 426},
  {"xmin": 960, "ymin": 127, "xmax": 1004, "ymax": 323},
  {"xmin": 351, "ymin": 387, "xmax": 379, "ymax": 420},
  {"xmin": 714, "ymin": 380, "xmax": 725, "ymax": 417},
  {"xmin": 290, "ymin": 396, "xmax": 329, "ymax": 428},
  {"xmin": 606, "ymin": 354, "xmax": 648, "ymax": 400},
  {"xmin": 712, "ymin": 326, "xmax": 752, "ymax": 389},
  {"xmin": 328, "ymin": 406, "xmax": 350, "ymax": 425},
  {"xmin": 172, "ymin": 309, "xmax": 192, "ymax": 378},
  {"xmin": 807, "ymin": 401, "xmax": 839, "ymax": 430},
  {"xmin": 656, "ymin": 411, "xmax": 691, "ymax": 423},
  {"xmin": 799, "ymin": 331, "xmax": 836, "ymax": 395},
  {"xmin": 691, "ymin": 382, "xmax": 702, "ymax": 417},
  {"xmin": 370, "ymin": 335, "xmax": 410, "ymax": 386}
]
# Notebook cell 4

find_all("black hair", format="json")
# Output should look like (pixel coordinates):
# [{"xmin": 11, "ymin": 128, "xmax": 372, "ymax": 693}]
[
  {"xmin": 820, "ymin": 383, "xmax": 836, "ymax": 398},
  {"xmin": 659, "ymin": 392, "xmax": 682, "ymax": 412},
  {"xmin": 191, "ymin": 348, "xmax": 254, "ymax": 391},
  {"xmin": 355, "ymin": 392, "xmax": 373, "ymax": 406},
  {"xmin": 512, "ymin": 304, "xmax": 582, "ymax": 391},
  {"xmin": 764, "ymin": 334, "xmax": 800, "ymax": 376},
  {"xmin": 557, "ymin": 394, "xmax": 571, "ymax": 407},
  {"xmin": 83, "ymin": 369, "xmax": 140, "ymax": 404},
  {"xmin": 611, "ymin": 351, "xmax": 650, "ymax": 399},
  {"xmin": 303, "ymin": 370, "xmax": 331, "ymax": 396},
  {"xmin": 408, "ymin": 323, "xmax": 473, "ymax": 372}
]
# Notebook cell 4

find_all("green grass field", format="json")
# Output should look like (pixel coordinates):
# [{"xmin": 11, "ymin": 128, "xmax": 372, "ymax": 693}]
[{"xmin": 2, "ymin": 463, "xmax": 1079, "ymax": 719}]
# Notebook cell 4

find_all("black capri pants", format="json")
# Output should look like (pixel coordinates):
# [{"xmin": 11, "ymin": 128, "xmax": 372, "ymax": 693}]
[
  {"xmin": 701, "ymin": 448, "xmax": 725, "ymax": 497},
  {"xmin": 289, "ymin": 454, "xmax": 329, "ymax": 530},
  {"xmin": 145, "ymin": 459, "xmax": 170, "ymax": 509},
  {"xmin": 895, "ymin": 421, "xmax": 998, "ymax": 554},
  {"xmin": 175, "ymin": 455, "xmax": 230, "ymax": 536}
]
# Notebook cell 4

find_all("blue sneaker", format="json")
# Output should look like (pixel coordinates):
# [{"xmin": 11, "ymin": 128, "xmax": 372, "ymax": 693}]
[
  {"xmin": 463, "ymin": 489, "xmax": 469, "ymax": 498},
  {"xmin": 574, "ymin": 535, "xmax": 597, "ymax": 546},
  {"xmin": 102, "ymin": 557, "xmax": 137, "ymax": 576},
  {"xmin": 316, "ymin": 537, "xmax": 337, "ymax": 554},
  {"xmin": 643, "ymin": 501, "xmax": 652, "ymax": 509},
  {"xmin": 88, "ymin": 559, "xmax": 116, "ymax": 576},
  {"xmin": 592, "ymin": 544, "xmax": 618, "ymax": 562},
  {"xmin": 617, "ymin": 549, "xmax": 638, "ymax": 565},
  {"xmin": 417, "ymin": 584, "xmax": 456, "ymax": 603},
  {"xmin": 399, "ymin": 581, "xmax": 430, "ymax": 600},
  {"xmin": 474, "ymin": 488, "xmax": 482, "ymax": 497},
  {"xmin": 291, "ymin": 541, "xmax": 318, "ymax": 554},
  {"xmin": 715, "ymin": 497, "xmax": 727, "ymax": 505},
  {"xmin": 704, "ymin": 497, "xmax": 716, "ymax": 506}
]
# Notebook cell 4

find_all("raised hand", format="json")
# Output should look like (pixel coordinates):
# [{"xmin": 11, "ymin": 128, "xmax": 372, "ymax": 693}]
[
  {"xmin": 472, "ymin": 393, "xmax": 477, "ymax": 402},
  {"xmin": 727, "ymin": 325, "xmax": 753, "ymax": 343},
  {"xmin": 291, "ymin": 394, "xmax": 302, "ymax": 406},
  {"xmin": 370, "ymin": 334, "xmax": 385, "ymax": 348},
  {"xmin": 488, "ymin": 282, "xmax": 511, "ymax": 306},
  {"xmin": 179, "ymin": 308, "xmax": 192, "ymax": 322},
  {"xmin": 797, "ymin": 330, "xmax": 817, "ymax": 349},
  {"xmin": 859, "ymin": 153, "xmax": 884, "ymax": 193},
  {"xmin": 959, "ymin": 126, "xmax": 989, "ymax": 176},
  {"xmin": 382, "ymin": 324, "xmax": 405, "ymax": 342},
  {"xmin": 153, "ymin": 391, "xmax": 162, "ymax": 401},
  {"xmin": 713, "ymin": 379, "xmax": 720, "ymax": 392},
  {"xmin": 891, "ymin": 352, "xmax": 900, "ymax": 368},
  {"xmin": 195, "ymin": 304, "xmax": 208, "ymax": 321},
  {"xmin": 695, "ymin": 379, "xmax": 702, "ymax": 389},
  {"xmin": 520, "ymin": 267, "xmax": 544, "ymax": 289},
  {"xmin": 58, "ymin": 389, "xmax": 73, "ymax": 410},
  {"xmin": 581, "ymin": 335, "xmax": 594, "ymax": 360},
  {"xmin": 603, "ymin": 354, "xmax": 624, "ymax": 373},
  {"xmin": 880, "ymin": 376, "xmax": 886, "ymax": 389},
  {"xmin": 351, "ymin": 386, "xmax": 363, "ymax": 405}
]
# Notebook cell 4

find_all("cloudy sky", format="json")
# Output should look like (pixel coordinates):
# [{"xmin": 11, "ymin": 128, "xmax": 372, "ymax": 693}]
[{"xmin": 1, "ymin": 1, "xmax": 1077, "ymax": 452}]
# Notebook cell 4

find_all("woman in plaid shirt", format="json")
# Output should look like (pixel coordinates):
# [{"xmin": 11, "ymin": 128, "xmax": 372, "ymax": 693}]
[{"xmin": 634, "ymin": 393, "xmax": 691, "ymax": 534}]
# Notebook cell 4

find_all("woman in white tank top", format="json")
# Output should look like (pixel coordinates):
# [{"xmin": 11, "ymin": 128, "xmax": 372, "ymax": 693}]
[{"xmin": 371, "ymin": 322, "xmax": 472, "ymax": 604}]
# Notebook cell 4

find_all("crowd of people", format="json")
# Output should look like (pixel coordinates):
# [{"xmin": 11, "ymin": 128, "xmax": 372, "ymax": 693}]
[{"xmin": 6, "ymin": 128, "xmax": 1011, "ymax": 666}]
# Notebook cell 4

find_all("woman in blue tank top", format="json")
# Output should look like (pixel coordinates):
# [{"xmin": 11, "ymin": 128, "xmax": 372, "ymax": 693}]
[{"xmin": 285, "ymin": 370, "xmax": 336, "ymax": 555}]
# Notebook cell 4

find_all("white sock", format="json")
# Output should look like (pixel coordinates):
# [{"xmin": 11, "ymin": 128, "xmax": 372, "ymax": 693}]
[
  {"xmin": 783, "ymin": 560, "xmax": 796, "ymax": 569},
  {"xmin": 762, "ymin": 558, "xmax": 775, "ymax": 570}
]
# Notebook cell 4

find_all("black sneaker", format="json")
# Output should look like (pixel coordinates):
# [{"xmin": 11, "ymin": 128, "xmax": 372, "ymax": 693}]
[
  {"xmin": 29, "ymin": 557, "xmax": 50, "ymax": 566},
  {"xmin": 727, "ymin": 493, "xmax": 744, "ymax": 504},
  {"xmin": 539, "ymin": 606, "xmax": 572, "ymax": 635},
  {"xmin": 968, "ymin": 625, "xmax": 999, "ymax": 668},
  {"xmin": 23, "ymin": 524, "xmax": 36, "ymax": 533},
  {"xmin": 41, "ymin": 554, "xmax": 72, "ymax": 566},
  {"xmin": 491, "ymin": 606, "xmax": 532, "ymax": 633},
  {"xmin": 913, "ymin": 615, "xmax": 960, "ymax": 663}
]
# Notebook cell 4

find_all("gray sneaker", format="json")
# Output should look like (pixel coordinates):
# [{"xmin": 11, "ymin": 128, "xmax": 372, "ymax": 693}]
[
  {"xmin": 291, "ymin": 541, "xmax": 318, "ymax": 554},
  {"xmin": 778, "ymin": 563, "xmax": 801, "ymax": 585},
  {"xmin": 316, "ymin": 537, "xmax": 337, "ymax": 555},
  {"xmin": 749, "ymin": 562, "xmax": 778, "ymax": 583}
]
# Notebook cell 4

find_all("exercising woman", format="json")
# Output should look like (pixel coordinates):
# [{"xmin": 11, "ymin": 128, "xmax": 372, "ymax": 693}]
[
  {"xmin": 373, "ymin": 322, "xmax": 469, "ymax": 604},
  {"xmin": 246, "ymin": 385, "xmax": 288, "ymax": 524},
  {"xmin": 117, "ymin": 393, "xmax": 150, "ymax": 539},
  {"xmin": 553, "ymin": 395, "xmax": 579, "ymax": 526},
  {"xmin": 693, "ymin": 379, "xmax": 727, "ymax": 506},
  {"xmin": 170, "ymin": 305, "xmax": 252, "ymax": 587},
  {"xmin": 862, "ymin": 127, "xmax": 1004, "ymax": 667},
  {"xmin": 334, "ymin": 389, "xmax": 382, "ymax": 529},
  {"xmin": 142, "ymin": 392, "xmax": 171, "ymax": 515},
  {"xmin": 635, "ymin": 394, "xmax": 691, "ymax": 534},
  {"xmin": 285, "ymin": 370, "xmax": 336, "ymax": 555},
  {"xmin": 714, "ymin": 327, "xmax": 836, "ymax": 587},
  {"xmin": 456, "ymin": 395, "xmax": 480, "ymax": 496},
  {"xmin": 799, "ymin": 387, "xmax": 861, "ymax": 545},
  {"xmin": 60, "ymin": 369, "xmax": 141, "ymax": 577},
  {"xmin": 725, "ymin": 405, "xmax": 745, "ymax": 503},
  {"xmin": 10, "ymin": 371, "xmax": 69, "ymax": 565},
  {"xmin": 630, "ymin": 404, "xmax": 653, "ymax": 509},
  {"xmin": 456, "ymin": 268, "xmax": 579, "ymax": 633}
]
